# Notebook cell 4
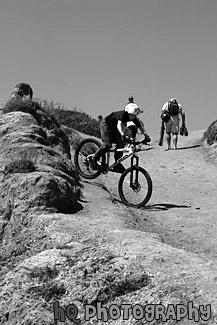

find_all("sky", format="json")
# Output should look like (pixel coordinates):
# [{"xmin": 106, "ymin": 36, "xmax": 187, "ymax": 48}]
[{"xmin": 0, "ymin": 0, "xmax": 217, "ymax": 135}]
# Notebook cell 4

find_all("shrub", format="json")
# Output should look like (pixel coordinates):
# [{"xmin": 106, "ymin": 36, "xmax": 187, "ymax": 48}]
[
  {"xmin": 27, "ymin": 266, "xmax": 66, "ymax": 302},
  {"xmin": 2, "ymin": 97, "xmax": 32, "ymax": 115},
  {"xmin": 2, "ymin": 98, "xmax": 72, "ymax": 157},
  {"xmin": 3, "ymin": 98, "xmax": 62, "ymax": 131},
  {"xmin": 4, "ymin": 159, "xmax": 36, "ymax": 175},
  {"xmin": 38, "ymin": 99, "xmax": 101, "ymax": 137},
  {"xmin": 3, "ymin": 98, "xmax": 101, "ymax": 137}
]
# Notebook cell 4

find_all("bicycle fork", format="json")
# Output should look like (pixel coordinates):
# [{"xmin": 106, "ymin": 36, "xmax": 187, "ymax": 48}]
[{"xmin": 130, "ymin": 154, "xmax": 140, "ymax": 189}]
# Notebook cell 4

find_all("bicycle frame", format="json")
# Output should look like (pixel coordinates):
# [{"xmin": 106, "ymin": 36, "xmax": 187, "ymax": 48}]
[
  {"xmin": 106, "ymin": 140, "xmax": 145, "ymax": 172},
  {"xmin": 75, "ymin": 137, "xmax": 152, "ymax": 207},
  {"xmin": 106, "ymin": 144, "xmax": 136, "ymax": 171},
  {"xmin": 78, "ymin": 138, "xmax": 148, "ymax": 176},
  {"xmin": 106, "ymin": 143, "xmax": 147, "ymax": 195}
]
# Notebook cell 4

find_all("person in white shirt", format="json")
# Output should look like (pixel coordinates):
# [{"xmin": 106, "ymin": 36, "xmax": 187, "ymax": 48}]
[{"xmin": 161, "ymin": 98, "xmax": 186, "ymax": 150}]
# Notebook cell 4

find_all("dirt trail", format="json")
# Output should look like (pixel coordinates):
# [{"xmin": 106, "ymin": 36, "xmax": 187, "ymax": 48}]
[
  {"xmin": 140, "ymin": 130, "xmax": 217, "ymax": 259},
  {"xmin": 2, "ymin": 123, "xmax": 217, "ymax": 324},
  {"xmin": 69, "ymin": 130, "xmax": 217, "ymax": 323},
  {"xmin": 100, "ymin": 130, "xmax": 217, "ymax": 260}
]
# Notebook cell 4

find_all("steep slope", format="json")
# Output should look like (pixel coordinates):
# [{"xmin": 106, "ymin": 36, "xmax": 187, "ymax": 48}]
[{"xmin": 1, "ymin": 121, "xmax": 217, "ymax": 324}]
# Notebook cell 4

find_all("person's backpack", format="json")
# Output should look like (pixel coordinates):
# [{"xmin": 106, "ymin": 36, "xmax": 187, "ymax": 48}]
[
  {"xmin": 168, "ymin": 99, "xmax": 179, "ymax": 116},
  {"xmin": 12, "ymin": 82, "xmax": 33, "ymax": 99}
]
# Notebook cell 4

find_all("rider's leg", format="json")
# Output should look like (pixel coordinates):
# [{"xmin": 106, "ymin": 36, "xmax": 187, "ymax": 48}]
[
  {"xmin": 165, "ymin": 132, "xmax": 171, "ymax": 150},
  {"xmin": 94, "ymin": 122, "xmax": 112, "ymax": 161},
  {"xmin": 113, "ymin": 130, "xmax": 125, "ymax": 161},
  {"xmin": 94, "ymin": 143, "xmax": 111, "ymax": 160},
  {"xmin": 111, "ymin": 131, "xmax": 126, "ymax": 172}
]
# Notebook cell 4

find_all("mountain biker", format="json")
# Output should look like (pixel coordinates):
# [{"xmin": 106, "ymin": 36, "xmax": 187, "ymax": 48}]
[
  {"xmin": 90, "ymin": 103, "xmax": 150, "ymax": 173},
  {"xmin": 125, "ymin": 96, "xmax": 144, "ymax": 135},
  {"xmin": 161, "ymin": 98, "xmax": 186, "ymax": 150},
  {"xmin": 125, "ymin": 96, "xmax": 144, "ymax": 114}
]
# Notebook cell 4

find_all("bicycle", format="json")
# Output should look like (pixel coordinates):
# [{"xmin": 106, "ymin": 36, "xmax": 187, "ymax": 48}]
[{"xmin": 74, "ymin": 136, "xmax": 152, "ymax": 208}]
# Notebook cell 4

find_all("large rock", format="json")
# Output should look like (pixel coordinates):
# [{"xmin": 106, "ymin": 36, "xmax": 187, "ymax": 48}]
[
  {"xmin": 202, "ymin": 119, "xmax": 217, "ymax": 163},
  {"xmin": 0, "ymin": 106, "xmax": 82, "ymax": 244},
  {"xmin": 203, "ymin": 119, "xmax": 217, "ymax": 145}
]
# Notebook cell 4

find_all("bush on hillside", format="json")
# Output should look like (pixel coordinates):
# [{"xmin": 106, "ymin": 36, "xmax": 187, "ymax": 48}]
[
  {"xmin": 3, "ymin": 150, "xmax": 36, "ymax": 175},
  {"xmin": 3, "ymin": 99, "xmax": 61, "ymax": 130},
  {"xmin": 203, "ymin": 119, "xmax": 217, "ymax": 145},
  {"xmin": 4, "ymin": 159, "xmax": 36, "ymax": 175},
  {"xmin": 2, "ymin": 98, "xmax": 71, "ymax": 157},
  {"xmin": 39, "ymin": 100, "xmax": 101, "ymax": 138}
]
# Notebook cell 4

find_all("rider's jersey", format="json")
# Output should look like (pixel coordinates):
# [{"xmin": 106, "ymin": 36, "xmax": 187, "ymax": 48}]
[{"xmin": 105, "ymin": 110, "xmax": 141, "ymax": 130}]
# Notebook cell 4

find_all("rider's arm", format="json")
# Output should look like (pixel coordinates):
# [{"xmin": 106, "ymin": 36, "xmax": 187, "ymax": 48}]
[
  {"xmin": 179, "ymin": 105, "xmax": 186, "ymax": 127},
  {"xmin": 134, "ymin": 117, "xmax": 148, "ymax": 136},
  {"xmin": 161, "ymin": 102, "xmax": 168, "ymax": 113},
  {"xmin": 138, "ymin": 125, "xmax": 148, "ymax": 135},
  {"xmin": 117, "ymin": 120, "xmax": 125, "ymax": 136}
]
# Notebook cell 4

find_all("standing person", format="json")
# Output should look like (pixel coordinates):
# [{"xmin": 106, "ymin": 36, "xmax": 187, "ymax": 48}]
[
  {"xmin": 128, "ymin": 96, "xmax": 134, "ymax": 103},
  {"xmin": 161, "ymin": 98, "xmax": 186, "ymax": 150},
  {"xmin": 90, "ymin": 103, "xmax": 150, "ymax": 173},
  {"xmin": 97, "ymin": 115, "xmax": 103, "ymax": 136}
]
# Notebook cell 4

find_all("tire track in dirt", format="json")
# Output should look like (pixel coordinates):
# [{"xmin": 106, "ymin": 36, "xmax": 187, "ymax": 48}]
[
  {"xmin": 71, "ymin": 131, "xmax": 217, "ymax": 322},
  {"xmin": 101, "ymin": 130, "xmax": 217, "ymax": 260}
]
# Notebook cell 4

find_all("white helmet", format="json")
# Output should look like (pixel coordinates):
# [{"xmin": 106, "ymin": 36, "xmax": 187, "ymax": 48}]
[{"xmin": 125, "ymin": 103, "xmax": 139, "ymax": 115}]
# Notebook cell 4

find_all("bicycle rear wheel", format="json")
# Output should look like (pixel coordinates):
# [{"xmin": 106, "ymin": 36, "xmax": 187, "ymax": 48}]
[
  {"xmin": 118, "ymin": 166, "xmax": 152, "ymax": 208},
  {"xmin": 74, "ymin": 138, "xmax": 105, "ymax": 179}
]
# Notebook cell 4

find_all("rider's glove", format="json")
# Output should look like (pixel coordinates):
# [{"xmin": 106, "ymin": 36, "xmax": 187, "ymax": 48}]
[
  {"xmin": 122, "ymin": 134, "xmax": 131, "ymax": 142},
  {"xmin": 144, "ymin": 134, "xmax": 151, "ymax": 143}
]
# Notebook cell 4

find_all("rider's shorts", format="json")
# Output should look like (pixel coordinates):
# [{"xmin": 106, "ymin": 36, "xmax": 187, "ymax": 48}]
[
  {"xmin": 164, "ymin": 115, "xmax": 179, "ymax": 134},
  {"xmin": 100, "ymin": 119, "xmax": 113, "ymax": 145}
]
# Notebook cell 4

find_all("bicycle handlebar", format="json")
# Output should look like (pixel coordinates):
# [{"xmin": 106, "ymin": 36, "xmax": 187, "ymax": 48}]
[{"xmin": 125, "ymin": 137, "xmax": 151, "ymax": 146}]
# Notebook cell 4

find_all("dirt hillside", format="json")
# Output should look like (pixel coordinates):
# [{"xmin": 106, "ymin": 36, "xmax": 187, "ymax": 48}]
[
  {"xmin": 101, "ymin": 129, "xmax": 217, "ymax": 259},
  {"xmin": 1, "ymin": 124, "xmax": 217, "ymax": 324}
]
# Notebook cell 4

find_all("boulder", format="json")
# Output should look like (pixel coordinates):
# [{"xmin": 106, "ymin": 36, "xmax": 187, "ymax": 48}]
[{"xmin": 0, "ymin": 103, "xmax": 82, "ymax": 244}]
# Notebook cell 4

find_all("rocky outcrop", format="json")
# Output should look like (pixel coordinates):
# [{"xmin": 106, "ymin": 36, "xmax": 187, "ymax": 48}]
[
  {"xmin": 202, "ymin": 119, "xmax": 217, "ymax": 163},
  {"xmin": 0, "ymin": 101, "xmax": 82, "ymax": 246},
  {"xmin": 0, "ymin": 100, "xmax": 85, "ymax": 324},
  {"xmin": 203, "ymin": 119, "xmax": 217, "ymax": 145}
]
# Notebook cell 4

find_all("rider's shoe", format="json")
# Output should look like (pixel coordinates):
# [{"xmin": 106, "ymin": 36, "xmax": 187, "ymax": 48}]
[
  {"xmin": 111, "ymin": 163, "xmax": 126, "ymax": 173},
  {"xmin": 89, "ymin": 156, "xmax": 99, "ymax": 170},
  {"xmin": 101, "ymin": 163, "xmax": 109, "ymax": 174}
]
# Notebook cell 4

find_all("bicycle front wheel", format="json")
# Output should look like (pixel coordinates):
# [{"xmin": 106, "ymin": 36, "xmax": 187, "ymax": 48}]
[
  {"xmin": 74, "ymin": 138, "xmax": 105, "ymax": 179},
  {"xmin": 118, "ymin": 166, "xmax": 152, "ymax": 208}
]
